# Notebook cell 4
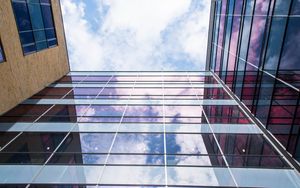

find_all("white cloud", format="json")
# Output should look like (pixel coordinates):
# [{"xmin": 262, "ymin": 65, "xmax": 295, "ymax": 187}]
[{"xmin": 61, "ymin": 0, "xmax": 211, "ymax": 71}]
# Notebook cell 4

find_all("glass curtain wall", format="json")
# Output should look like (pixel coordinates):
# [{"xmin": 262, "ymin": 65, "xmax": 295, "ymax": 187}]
[
  {"xmin": 208, "ymin": 0, "xmax": 300, "ymax": 161},
  {"xmin": 0, "ymin": 71, "xmax": 299, "ymax": 187}
]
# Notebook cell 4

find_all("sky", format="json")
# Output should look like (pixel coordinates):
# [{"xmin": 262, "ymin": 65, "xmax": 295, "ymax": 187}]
[{"xmin": 60, "ymin": 0, "xmax": 211, "ymax": 71}]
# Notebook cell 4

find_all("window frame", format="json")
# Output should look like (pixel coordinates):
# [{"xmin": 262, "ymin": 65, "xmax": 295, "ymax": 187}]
[{"xmin": 11, "ymin": 0, "xmax": 58, "ymax": 56}]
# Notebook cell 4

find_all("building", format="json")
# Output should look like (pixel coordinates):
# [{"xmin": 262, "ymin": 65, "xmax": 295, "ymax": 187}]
[
  {"xmin": 0, "ymin": 0, "xmax": 69, "ymax": 114},
  {"xmin": 0, "ymin": 0, "xmax": 300, "ymax": 187},
  {"xmin": 0, "ymin": 71, "xmax": 299, "ymax": 187},
  {"xmin": 206, "ymin": 0, "xmax": 300, "ymax": 162}
]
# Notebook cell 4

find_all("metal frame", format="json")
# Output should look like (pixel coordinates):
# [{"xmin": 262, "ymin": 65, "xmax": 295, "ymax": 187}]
[
  {"xmin": 212, "ymin": 71, "xmax": 300, "ymax": 172},
  {"xmin": 10, "ymin": 0, "xmax": 58, "ymax": 56}
]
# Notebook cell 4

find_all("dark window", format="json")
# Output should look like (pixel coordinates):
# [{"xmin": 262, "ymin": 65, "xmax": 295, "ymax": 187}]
[
  {"xmin": 0, "ymin": 40, "xmax": 5, "ymax": 63},
  {"xmin": 12, "ymin": 0, "xmax": 58, "ymax": 55}
]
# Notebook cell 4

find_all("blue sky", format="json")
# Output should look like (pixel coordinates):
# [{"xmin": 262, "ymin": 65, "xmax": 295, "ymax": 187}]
[{"xmin": 61, "ymin": 0, "xmax": 211, "ymax": 71}]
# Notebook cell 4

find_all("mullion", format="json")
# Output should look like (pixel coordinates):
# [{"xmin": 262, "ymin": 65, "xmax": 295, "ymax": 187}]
[
  {"xmin": 232, "ymin": 0, "xmax": 247, "ymax": 93},
  {"xmin": 95, "ymin": 74, "xmax": 138, "ymax": 186},
  {"xmin": 264, "ymin": 0, "xmax": 295, "ymax": 132}
]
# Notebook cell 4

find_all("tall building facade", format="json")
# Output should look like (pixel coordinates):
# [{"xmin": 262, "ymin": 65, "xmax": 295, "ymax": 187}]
[
  {"xmin": 0, "ymin": 71, "xmax": 300, "ymax": 187},
  {"xmin": 0, "ymin": 0, "xmax": 300, "ymax": 187},
  {"xmin": 206, "ymin": 0, "xmax": 300, "ymax": 162},
  {"xmin": 0, "ymin": 0, "xmax": 69, "ymax": 114}
]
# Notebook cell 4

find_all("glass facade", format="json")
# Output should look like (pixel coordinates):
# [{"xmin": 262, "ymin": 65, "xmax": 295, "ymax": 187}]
[
  {"xmin": 0, "ymin": 71, "xmax": 299, "ymax": 187},
  {"xmin": 208, "ymin": 0, "xmax": 300, "ymax": 162},
  {"xmin": 12, "ymin": 0, "xmax": 58, "ymax": 55}
]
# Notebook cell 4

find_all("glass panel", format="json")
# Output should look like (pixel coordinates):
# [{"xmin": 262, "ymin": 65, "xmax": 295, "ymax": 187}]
[
  {"xmin": 167, "ymin": 155, "xmax": 225, "ymax": 167},
  {"xmin": 278, "ymin": 17, "xmax": 300, "ymax": 88},
  {"xmin": 100, "ymin": 166, "xmax": 165, "ymax": 185},
  {"xmin": 0, "ymin": 132, "xmax": 19, "ymax": 149},
  {"xmin": 220, "ymin": 0, "xmax": 235, "ymax": 79},
  {"xmin": 167, "ymin": 167, "xmax": 235, "ymax": 186},
  {"xmin": 34, "ymin": 165, "xmax": 103, "ymax": 184},
  {"xmin": 12, "ymin": 0, "xmax": 57, "ymax": 54},
  {"xmin": 264, "ymin": 18, "xmax": 288, "ymax": 72},
  {"xmin": 26, "ymin": 122, "xmax": 73, "ymax": 132},
  {"xmin": 0, "ymin": 153, "xmax": 47, "ymax": 164},
  {"xmin": 3, "ymin": 105, "xmax": 52, "ymax": 116},
  {"xmin": 227, "ymin": 0, "xmax": 243, "ymax": 75},
  {"xmin": 49, "ymin": 153, "xmax": 106, "ymax": 165},
  {"xmin": 107, "ymin": 154, "xmax": 164, "ymax": 165},
  {"xmin": 57, "ymin": 133, "xmax": 114, "ymax": 153},
  {"xmin": 274, "ymin": 0, "xmax": 292, "ymax": 15},
  {"xmin": 35, "ymin": 87, "xmax": 71, "ymax": 97},
  {"xmin": 166, "ymin": 134, "xmax": 220, "ymax": 155},
  {"xmin": 27, "ymin": 3, "xmax": 47, "ymax": 50},
  {"xmin": 74, "ymin": 123, "xmax": 118, "ymax": 132},
  {"xmin": 0, "ymin": 165, "xmax": 41, "ymax": 184},
  {"xmin": 111, "ymin": 133, "xmax": 164, "ymax": 154},
  {"xmin": 247, "ymin": 0, "xmax": 270, "ymax": 67},
  {"xmin": 291, "ymin": 0, "xmax": 300, "ymax": 15},
  {"xmin": 12, "ymin": 2, "xmax": 32, "ymax": 31},
  {"xmin": 232, "ymin": 168, "xmax": 300, "ymax": 188},
  {"xmin": 3, "ymin": 132, "xmax": 66, "ymax": 152},
  {"xmin": 204, "ymin": 105, "xmax": 250, "ymax": 124},
  {"xmin": 119, "ymin": 123, "xmax": 164, "ymax": 133},
  {"xmin": 215, "ymin": 0, "xmax": 227, "ymax": 73},
  {"xmin": 40, "ymin": 4, "xmax": 54, "ymax": 28},
  {"xmin": 125, "ymin": 105, "xmax": 163, "ymax": 116}
]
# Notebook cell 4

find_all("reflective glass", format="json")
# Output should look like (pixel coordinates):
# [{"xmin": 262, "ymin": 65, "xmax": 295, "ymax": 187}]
[
  {"xmin": 166, "ymin": 134, "xmax": 220, "ymax": 155},
  {"xmin": 0, "ymin": 153, "xmax": 47, "ymax": 164},
  {"xmin": 1, "ymin": 71, "xmax": 300, "ymax": 186},
  {"xmin": 72, "ymin": 87, "xmax": 103, "ymax": 95},
  {"xmin": 34, "ymin": 87, "xmax": 71, "ymax": 97},
  {"xmin": 107, "ymin": 154, "xmax": 164, "ymax": 165},
  {"xmin": 0, "ymin": 132, "xmax": 19, "ymax": 149},
  {"xmin": 2, "ymin": 132, "xmax": 66, "ymax": 152},
  {"xmin": 49, "ymin": 153, "xmax": 106, "ymax": 165},
  {"xmin": 220, "ymin": 0, "xmax": 235, "ymax": 79},
  {"xmin": 291, "ymin": 0, "xmax": 300, "ymax": 15},
  {"xmin": 167, "ymin": 167, "xmax": 235, "ymax": 186},
  {"xmin": 41, "ymin": 3, "xmax": 57, "ymax": 46},
  {"xmin": 3, "ymin": 105, "xmax": 52, "ymax": 116},
  {"xmin": 12, "ymin": 2, "xmax": 32, "ymax": 31},
  {"xmin": 278, "ymin": 17, "xmax": 300, "ymax": 88},
  {"xmin": 111, "ymin": 133, "xmax": 164, "ymax": 154},
  {"xmin": 167, "ymin": 155, "xmax": 225, "ymax": 167},
  {"xmin": 28, "ymin": 3, "xmax": 47, "ymax": 49},
  {"xmin": 57, "ymin": 133, "xmax": 114, "ymax": 153},
  {"xmin": 247, "ymin": 0, "xmax": 270, "ymax": 67},
  {"xmin": 0, "ymin": 165, "xmax": 41, "ymax": 184},
  {"xmin": 100, "ymin": 166, "xmax": 165, "ymax": 185},
  {"xmin": 274, "ymin": 0, "xmax": 292, "ymax": 15},
  {"xmin": 34, "ymin": 165, "xmax": 103, "ymax": 184},
  {"xmin": 12, "ymin": 0, "xmax": 57, "ymax": 54},
  {"xmin": 204, "ymin": 105, "xmax": 250, "ymax": 124},
  {"xmin": 125, "ymin": 105, "xmax": 163, "ymax": 116},
  {"xmin": 164, "ymin": 106, "xmax": 202, "ymax": 117},
  {"xmin": 232, "ymin": 168, "xmax": 300, "ymax": 188},
  {"xmin": 215, "ymin": 0, "xmax": 227, "ymax": 73},
  {"xmin": 264, "ymin": 18, "xmax": 288, "ymax": 72}
]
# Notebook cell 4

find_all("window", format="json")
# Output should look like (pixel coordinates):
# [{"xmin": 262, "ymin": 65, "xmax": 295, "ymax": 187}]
[
  {"xmin": 12, "ymin": 0, "xmax": 58, "ymax": 55},
  {"xmin": 0, "ymin": 40, "xmax": 5, "ymax": 63}
]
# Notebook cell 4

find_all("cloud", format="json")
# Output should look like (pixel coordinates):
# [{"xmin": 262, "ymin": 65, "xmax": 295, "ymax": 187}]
[{"xmin": 61, "ymin": 0, "xmax": 210, "ymax": 71}]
